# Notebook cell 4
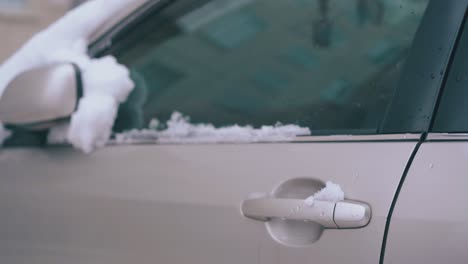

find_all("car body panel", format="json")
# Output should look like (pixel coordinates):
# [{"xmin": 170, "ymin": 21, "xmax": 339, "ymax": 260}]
[
  {"xmin": 385, "ymin": 139, "xmax": 468, "ymax": 264},
  {"xmin": 0, "ymin": 141, "xmax": 416, "ymax": 264}
]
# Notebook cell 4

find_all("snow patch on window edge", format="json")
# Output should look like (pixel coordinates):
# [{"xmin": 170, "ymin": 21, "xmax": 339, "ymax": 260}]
[{"xmin": 113, "ymin": 112, "xmax": 311, "ymax": 145}]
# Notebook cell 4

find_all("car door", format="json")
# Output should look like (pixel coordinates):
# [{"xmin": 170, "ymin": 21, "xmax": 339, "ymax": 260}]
[
  {"xmin": 385, "ymin": 1, "xmax": 468, "ymax": 263},
  {"xmin": 0, "ymin": 0, "xmax": 448, "ymax": 263}
]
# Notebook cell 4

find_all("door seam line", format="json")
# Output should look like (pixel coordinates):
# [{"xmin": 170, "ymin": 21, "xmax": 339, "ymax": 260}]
[{"xmin": 378, "ymin": 133, "xmax": 425, "ymax": 264}]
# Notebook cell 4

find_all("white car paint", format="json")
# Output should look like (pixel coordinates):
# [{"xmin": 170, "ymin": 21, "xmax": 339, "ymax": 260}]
[
  {"xmin": 0, "ymin": 140, "xmax": 416, "ymax": 264},
  {"xmin": 385, "ymin": 137, "xmax": 468, "ymax": 264}
]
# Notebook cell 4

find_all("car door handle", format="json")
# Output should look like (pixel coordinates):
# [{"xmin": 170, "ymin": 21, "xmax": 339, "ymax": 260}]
[{"xmin": 241, "ymin": 198, "xmax": 371, "ymax": 229}]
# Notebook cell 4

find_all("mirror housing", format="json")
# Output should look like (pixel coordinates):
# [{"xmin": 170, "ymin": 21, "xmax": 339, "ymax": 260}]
[{"xmin": 0, "ymin": 63, "xmax": 81, "ymax": 129}]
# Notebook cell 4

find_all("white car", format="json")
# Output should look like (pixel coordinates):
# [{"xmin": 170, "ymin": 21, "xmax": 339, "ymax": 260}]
[{"xmin": 1, "ymin": 0, "xmax": 467, "ymax": 263}]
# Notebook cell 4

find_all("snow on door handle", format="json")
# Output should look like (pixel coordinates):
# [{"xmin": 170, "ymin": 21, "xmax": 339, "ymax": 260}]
[{"xmin": 241, "ymin": 198, "xmax": 371, "ymax": 229}]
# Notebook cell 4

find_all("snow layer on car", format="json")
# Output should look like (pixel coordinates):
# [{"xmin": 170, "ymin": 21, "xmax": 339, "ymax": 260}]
[
  {"xmin": 304, "ymin": 181, "xmax": 345, "ymax": 207},
  {"xmin": 47, "ymin": 56, "xmax": 134, "ymax": 153},
  {"xmin": 115, "ymin": 112, "xmax": 311, "ymax": 144},
  {"xmin": 0, "ymin": 0, "xmax": 136, "ymax": 153}
]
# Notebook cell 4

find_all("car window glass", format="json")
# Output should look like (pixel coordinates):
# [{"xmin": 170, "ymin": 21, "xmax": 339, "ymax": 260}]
[
  {"xmin": 109, "ymin": 0, "xmax": 430, "ymax": 136},
  {"xmin": 4, "ymin": 0, "xmax": 431, "ymax": 148},
  {"xmin": 432, "ymin": 16, "xmax": 468, "ymax": 133}
]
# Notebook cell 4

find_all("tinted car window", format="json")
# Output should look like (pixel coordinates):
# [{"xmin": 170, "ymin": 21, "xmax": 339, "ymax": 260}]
[
  {"xmin": 107, "ymin": 0, "xmax": 429, "ymax": 136},
  {"xmin": 432, "ymin": 15, "xmax": 468, "ymax": 133}
]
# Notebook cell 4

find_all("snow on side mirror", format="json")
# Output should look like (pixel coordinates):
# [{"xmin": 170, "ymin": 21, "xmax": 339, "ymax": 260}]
[{"xmin": 0, "ymin": 63, "xmax": 81, "ymax": 130}]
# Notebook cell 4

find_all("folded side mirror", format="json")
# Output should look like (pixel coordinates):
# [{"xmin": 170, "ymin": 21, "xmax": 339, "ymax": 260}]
[{"xmin": 0, "ymin": 63, "xmax": 81, "ymax": 129}]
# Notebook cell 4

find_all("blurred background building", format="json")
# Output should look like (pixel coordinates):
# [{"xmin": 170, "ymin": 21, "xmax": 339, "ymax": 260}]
[{"xmin": 0, "ymin": 0, "xmax": 86, "ymax": 62}]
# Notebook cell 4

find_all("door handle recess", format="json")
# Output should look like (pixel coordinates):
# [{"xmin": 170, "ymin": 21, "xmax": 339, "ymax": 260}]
[{"xmin": 241, "ymin": 198, "xmax": 371, "ymax": 229}]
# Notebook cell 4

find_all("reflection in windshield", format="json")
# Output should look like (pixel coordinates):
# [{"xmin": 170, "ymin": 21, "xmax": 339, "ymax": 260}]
[
  {"xmin": 111, "ymin": 0, "xmax": 429, "ymax": 135},
  {"xmin": 314, "ymin": 0, "xmax": 385, "ymax": 48}
]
